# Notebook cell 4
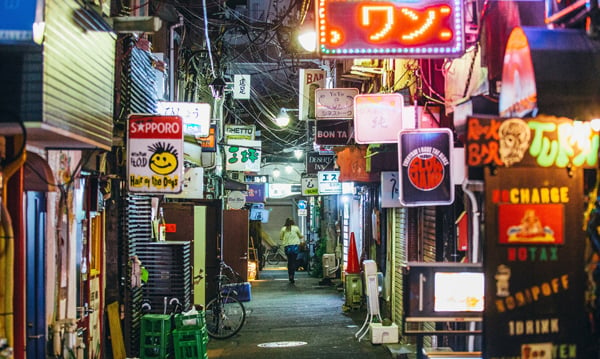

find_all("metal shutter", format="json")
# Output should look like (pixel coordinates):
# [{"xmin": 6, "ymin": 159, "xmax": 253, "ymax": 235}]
[
  {"xmin": 391, "ymin": 207, "xmax": 407, "ymax": 326},
  {"xmin": 44, "ymin": 0, "xmax": 115, "ymax": 149},
  {"xmin": 422, "ymin": 206, "xmax": 437, "ymax": 262}
]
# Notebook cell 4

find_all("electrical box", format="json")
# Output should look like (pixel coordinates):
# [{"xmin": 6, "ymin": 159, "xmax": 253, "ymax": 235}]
[
  {"xmin": 363, "ymin": 260, "xmax": 377, "ymax": 277},
  {"xmin": 370, "ymin": 323, "xmax": 399, "ymax": 344},
  {"xmin": 344, "ymin": 273, "xmax": 363, "ymax": 309},
  {"xmin": 363, "ymin": 260, "xmax": 380, "ymax": 316},
  {"xmin": 322, "ymin": 253, "xmax": 336, "ymax": 278}
]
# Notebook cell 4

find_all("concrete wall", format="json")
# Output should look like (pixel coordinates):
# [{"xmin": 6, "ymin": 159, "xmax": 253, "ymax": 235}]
[{"xmin": 263, "ymin": 198, "xmax": 298, "ymax": 246}]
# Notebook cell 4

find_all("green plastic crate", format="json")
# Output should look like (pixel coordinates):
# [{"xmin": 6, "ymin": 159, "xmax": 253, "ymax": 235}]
[
  {"xmin": 172, "ymin": 328, "xmax": 208, "ymax": 359},
  {"xmin": 140, "ymin": 314, "xmax": 173, "ymax": 359}
]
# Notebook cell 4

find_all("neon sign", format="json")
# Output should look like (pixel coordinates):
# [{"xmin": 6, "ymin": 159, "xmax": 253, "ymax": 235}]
[{"xmin": 317, "ymin": 0, "xmax": 464, "ymax": 58}]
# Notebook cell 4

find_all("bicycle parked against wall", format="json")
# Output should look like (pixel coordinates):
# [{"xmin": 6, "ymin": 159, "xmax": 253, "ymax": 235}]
[
  {"xmin": 204, "ymin": 260, "xmax": 247, "ymax": 339},
  {"xmin": 263, "ymin": 245, "xmax": 287, "ymax": 265}
]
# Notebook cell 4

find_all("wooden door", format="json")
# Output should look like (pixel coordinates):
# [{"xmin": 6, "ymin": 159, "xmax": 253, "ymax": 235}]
[
  {"xmin": 222, "ymin": 210, "xmax": 249, "ymax": 282},
  {"xmin": 163, "ymin": 201, "xmax": 219, "ymax": 306}
]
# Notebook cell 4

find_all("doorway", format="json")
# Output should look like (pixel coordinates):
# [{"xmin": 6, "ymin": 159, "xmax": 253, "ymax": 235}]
[{"xmin": 25, "ymin": 192, "xmax": 46, "ymax": 359}]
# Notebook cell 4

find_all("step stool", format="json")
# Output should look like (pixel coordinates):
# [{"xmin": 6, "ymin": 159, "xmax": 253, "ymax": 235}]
[{"xmin": 140, "ymin": 314, "xmax": 172, "ymax": 359}]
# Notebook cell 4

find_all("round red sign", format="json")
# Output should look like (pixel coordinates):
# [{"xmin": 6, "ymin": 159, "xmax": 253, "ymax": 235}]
[{"xmin": 407, "ymin": 153, "xmax": 445, "ymax": 191}]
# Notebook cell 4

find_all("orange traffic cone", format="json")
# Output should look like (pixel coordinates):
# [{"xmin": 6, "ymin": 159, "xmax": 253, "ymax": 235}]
[{"xmin": 346, "ymin": 232, "xmax": 360, "ymax": 274}]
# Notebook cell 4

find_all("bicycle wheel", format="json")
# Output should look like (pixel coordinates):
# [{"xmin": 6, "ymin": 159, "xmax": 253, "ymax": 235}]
[
  {"xmin": 266, "ymin": 249, "xmax": 280, "ymax": 265},
  {"xmin": 205, "ymin": 296, "xmax": 246, "ymax": 339}
]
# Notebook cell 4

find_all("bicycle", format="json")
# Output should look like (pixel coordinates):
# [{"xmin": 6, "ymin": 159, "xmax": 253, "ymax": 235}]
[
  {"xmin": 263, "ymin": 245, "xmax": 287, "ymax": 265},
  {"xmin": 204, "ymin": 261, "xmax": 247, "ymax": 339}
]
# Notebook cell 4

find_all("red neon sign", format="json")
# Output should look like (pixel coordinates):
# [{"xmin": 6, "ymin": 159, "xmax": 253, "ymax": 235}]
[{"xmin": 317, "ymin": 0, "xmax": 464, "ymax": 58}]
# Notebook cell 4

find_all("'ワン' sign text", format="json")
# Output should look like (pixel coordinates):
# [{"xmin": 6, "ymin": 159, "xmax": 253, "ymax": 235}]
[{"xmin": 317, "ymin": 0, "xmax": 465, "ymax": 57}]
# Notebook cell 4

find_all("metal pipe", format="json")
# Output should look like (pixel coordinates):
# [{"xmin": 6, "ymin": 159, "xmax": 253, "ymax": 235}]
[
  {"xmin": 169, "ymin": 15, "xmax": 184, "ymax": 101},
  {"xmin": 461, "ymin": 179, "xmax": 483, "ymax": 352}
]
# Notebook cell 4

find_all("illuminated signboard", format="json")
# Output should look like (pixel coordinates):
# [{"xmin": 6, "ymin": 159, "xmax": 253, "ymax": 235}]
[
  {"xmin": 157, "ymin": 102, "xmax": 211, "ymax": 137},
  {"xmin": 316, "ymin": 0, "xmax": 464, "ymax": 58},
  {"xmin": 127, "ymin": 114, "xmax": 184, "ymax": 194}
]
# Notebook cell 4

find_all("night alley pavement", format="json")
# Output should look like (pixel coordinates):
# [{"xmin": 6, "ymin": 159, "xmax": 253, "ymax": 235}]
[{"xmin": 206, "ymin": 266, "xmax": 402, "ymax": 359}]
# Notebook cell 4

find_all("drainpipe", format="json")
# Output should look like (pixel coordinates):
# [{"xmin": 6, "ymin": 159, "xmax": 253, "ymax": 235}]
[
  {"xmin": 1, "ymin": 150, "xmax": 26, "ymax": 356},
  {"xmin": 461, "ymin": 180, "xmax": 482, "ymax": 264},
  {"xmin": 169, "ymin": 15, "xmax": 184, "ymax": 101},
  {"xmin": 462, "ymin": 179, "xmax": 483, "ymax": 352}
]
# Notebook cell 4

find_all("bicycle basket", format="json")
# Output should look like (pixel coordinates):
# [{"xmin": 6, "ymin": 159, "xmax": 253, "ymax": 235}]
[{"xmin": 221, "ymin": 282, "xmax": 252, "ymax": 302}]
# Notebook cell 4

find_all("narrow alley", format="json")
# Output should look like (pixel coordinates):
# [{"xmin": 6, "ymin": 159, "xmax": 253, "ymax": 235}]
[{"xmin": 206, "ymin": 267, "xmax": 411, "ymax": 359}]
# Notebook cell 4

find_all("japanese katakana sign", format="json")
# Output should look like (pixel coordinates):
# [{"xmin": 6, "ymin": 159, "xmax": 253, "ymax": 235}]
[{"xmin": 318, "ymin": 171, "xmax": 342, "ymax": 195}]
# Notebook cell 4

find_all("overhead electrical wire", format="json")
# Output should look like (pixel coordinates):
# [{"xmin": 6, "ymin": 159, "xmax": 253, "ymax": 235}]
[
  {"xmin": 169, "ymin": 0, "xmax": 321, "ymax": 156},
  {"xmin": 202, "ymin": 0, "xmax": 216, "ymax": 77}
]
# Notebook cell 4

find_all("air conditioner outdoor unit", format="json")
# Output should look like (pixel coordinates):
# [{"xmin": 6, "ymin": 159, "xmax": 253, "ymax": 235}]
[{"xmin": 322, "ymin": 253, "xmax": 336, "ymax": 278}]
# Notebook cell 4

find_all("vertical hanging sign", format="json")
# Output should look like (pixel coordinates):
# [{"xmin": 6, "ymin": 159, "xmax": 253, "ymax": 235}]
[
  {"xmin": 299, "ymin": 69, "xmax": 326, "ymax": 121},
  {"xmin": 233, "ymin": 74, "xmax": 251, "ymax": 100},
  {"xmin": 398, "ymin": 128, "xmax": 453, "ymax": 206},
  {"xmin": 380, "ymin": 171, "xmax": 401, "ymax": 208},
  {"xmin": 127, "ymin": 114, "xmax": 184, "ymax": 194}
]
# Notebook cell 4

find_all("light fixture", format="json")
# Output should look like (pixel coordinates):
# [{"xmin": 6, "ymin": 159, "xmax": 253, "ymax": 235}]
[
  {"xmin": 295, "ymin": 9, "xmax": 317, "ymax": 53},
  {"xmin": 272, "ymin": 167, "xmax": 281, "ymax": 178},
  {"xmin": 273, "ymin": 108, "xmax": 299, "ymax": 127},
  {"xmin": 293, "ymin": 149, "xmax": 304, "ymax": 160},
  {"xmin": 274, "ymin": 109, "xmax": 291, "ymax": 127},
  {"xmin": 209, "ymin": 77, "xmax": 227, "ymax": 99},
  {"xmin": 297, "ymin": 29, "xmax": 317, "ymax": 52},
  {"xmin": 285, "ymin": 165, "xmax": 294, "ymax": 174}
]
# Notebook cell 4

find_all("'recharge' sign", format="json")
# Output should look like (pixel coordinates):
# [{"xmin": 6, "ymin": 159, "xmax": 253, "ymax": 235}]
[{"xmin": 127, "ymin": 114, "xmax": 184, "ymax": 194}]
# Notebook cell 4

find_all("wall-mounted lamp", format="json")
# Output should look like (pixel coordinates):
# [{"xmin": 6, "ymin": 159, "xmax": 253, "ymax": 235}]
[
  {"xmin": 297, "ymin": 28, "xmax": 317, "ymax": 52},
  {"xmin": 294, "ymin": 9, "xmax": 317, "ymax": 53},
  {"xmin": 273, "ymin": 108, "xmax": 299, "ymax": 127},
  {"xmin": 210, "ymin": 77, "xmax": 227, "ymax": 99}
]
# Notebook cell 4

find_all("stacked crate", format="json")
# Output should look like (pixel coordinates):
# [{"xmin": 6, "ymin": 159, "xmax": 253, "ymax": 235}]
[
  {"xmin": 172, "ymin": 312, "xmax": 209, "ymax": 359},
  {"xmin": 123, "ymin": 194, "xmax": 153, "ymax": 356},
  {"xmin": 136, "ymin": 241, "xmax": 192, "ymax": 313},
  {"xmin": 139, "ymin": 314, "xmax": 172, "ymax": 359}
]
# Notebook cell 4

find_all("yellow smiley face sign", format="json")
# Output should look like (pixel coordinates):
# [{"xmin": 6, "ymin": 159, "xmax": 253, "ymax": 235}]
[
  {"xmin": 127, "ymin": 114, "xmax": 183, "ymax": 193},
  {"xmin": 148, "ymin": 142, "xmax": 179, "ymax": 175}
]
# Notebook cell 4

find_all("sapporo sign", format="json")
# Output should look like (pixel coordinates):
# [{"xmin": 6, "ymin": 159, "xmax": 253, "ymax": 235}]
[{"xmin": 127, "ymin": 114, "xmax": 184, "ymax": 193}]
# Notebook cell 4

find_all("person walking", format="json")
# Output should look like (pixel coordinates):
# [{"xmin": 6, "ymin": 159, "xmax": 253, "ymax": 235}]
[{"xmin": 280, "ymin": 218, "xmax": 304, "ymax": 283}]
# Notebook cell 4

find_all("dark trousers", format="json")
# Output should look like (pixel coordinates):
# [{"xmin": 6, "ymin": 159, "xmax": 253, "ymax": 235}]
[{"xmin": 287, "ymin": 252, "xmax": 297, "ymax": 279}]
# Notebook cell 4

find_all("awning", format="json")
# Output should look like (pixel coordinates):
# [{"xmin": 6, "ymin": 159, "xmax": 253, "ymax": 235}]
[{"xmin": 500, "ymin": 26, "xmax": 600, "ymax": 121}]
